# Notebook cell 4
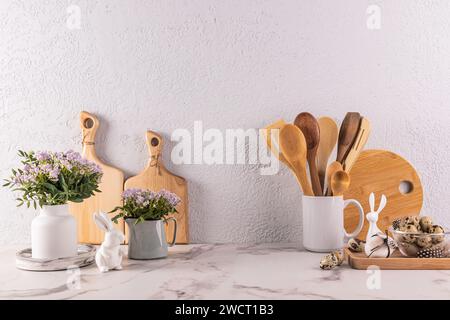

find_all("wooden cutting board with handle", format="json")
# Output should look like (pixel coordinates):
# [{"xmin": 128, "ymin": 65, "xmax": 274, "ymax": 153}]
[
  {"xmin": 69, "ymin": 111, "xmax": 125, "ymax": 244},
  {"xmin": 125, "ymin": 131, "xmax": 189, "ymax": 244},
  {"xmin": 344, "ymin": 150, "xmax": 423, "ymax": 240}
]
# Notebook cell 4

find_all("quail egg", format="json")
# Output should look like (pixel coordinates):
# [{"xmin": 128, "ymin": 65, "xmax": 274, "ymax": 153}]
[
  {"xmin": 416, "ymin": 235, "xmax": 432, "ymax": 248},
  {"xmin": 348, "ymin": 238, "xmax": 365, "ymax": 252},
  {"xmin": 419, "ymin": 216, "xmax": 433, "ymax": 233},
  {"xmin": 405, "ymin": 216, "xmax": 420, "ymax": 227},
  {"xmin": 319, "ymin": 251, "xmax": 344, "ymax": 270},
  {"xmin": 429, "ymin": 225, "xmax": 445, "ymax": 243}
]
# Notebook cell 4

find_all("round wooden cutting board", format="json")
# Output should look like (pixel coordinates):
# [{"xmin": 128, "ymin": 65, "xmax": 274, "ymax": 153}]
[{"xmin": 344, "ymin": 150, "xmax": 423, "ymax": 239}]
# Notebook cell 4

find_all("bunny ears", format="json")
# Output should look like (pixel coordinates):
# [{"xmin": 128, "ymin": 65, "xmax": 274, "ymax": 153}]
[
  {"xmin": 369, "ymin": 192, "xmax": 387, "ymax": 214},
  {"xmin": 93, "ymin": 212, "xmax": 114, "ymax": 232}
]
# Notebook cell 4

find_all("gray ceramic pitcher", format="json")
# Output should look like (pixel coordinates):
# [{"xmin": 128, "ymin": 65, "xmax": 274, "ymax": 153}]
[{"xmin": 126, "ymin": 218, "xmax": 177, "ymax": 260}]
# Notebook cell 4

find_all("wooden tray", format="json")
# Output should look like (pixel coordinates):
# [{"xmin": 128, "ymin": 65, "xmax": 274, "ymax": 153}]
[{"xmin": 345, "ymin": 248, "xmax": 450, "ymax": 270}]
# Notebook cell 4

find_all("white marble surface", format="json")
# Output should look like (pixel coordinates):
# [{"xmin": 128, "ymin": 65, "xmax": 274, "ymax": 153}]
[{"xmin": 0, "ymin": 244, "xmax": 449, "ymax": 300}]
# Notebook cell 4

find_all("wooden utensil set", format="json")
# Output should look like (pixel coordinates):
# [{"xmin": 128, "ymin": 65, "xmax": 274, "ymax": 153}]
[
  {"xmin": 265, "ymin": 112, "xmax": 371, "ymax": 197},
  {"xmin": 69, "ymin": 111, "xmax": 189, "ymax": 245},
  {"xmin": 263, "ymin": 113, "xmax": 434, "ymax": 269}
]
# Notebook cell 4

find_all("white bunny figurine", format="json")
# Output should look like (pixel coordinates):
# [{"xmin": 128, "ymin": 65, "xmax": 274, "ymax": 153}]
[
  {"xmin": 365, "ymin": 193, "xmax": 396, "ymax": 258},
  {"xmin": 93, "ymin": 212, "xmax": 125, "ymax": 273}
]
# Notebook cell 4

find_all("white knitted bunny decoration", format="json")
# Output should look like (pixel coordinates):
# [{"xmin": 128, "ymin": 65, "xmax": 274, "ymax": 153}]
[
  {"xmin": 365, "ymin": 193, "xmax": 396, "ymax": 258},
  {"xmin": 93, "ymin": 212, "xmax": 125, "ymax": 273}
]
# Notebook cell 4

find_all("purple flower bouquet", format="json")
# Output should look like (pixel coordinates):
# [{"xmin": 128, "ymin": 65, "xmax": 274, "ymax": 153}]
[
  {"xmin": 111, "ymin": 188, "xmax": 181, "ymax": 224},
  {"xmin": 3, "ymin": 150, "xmax": 103, "ymax": 208}
]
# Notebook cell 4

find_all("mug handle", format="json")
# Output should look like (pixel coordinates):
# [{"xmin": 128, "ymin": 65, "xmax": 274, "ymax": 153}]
[
  {"xmin": 164, "ymin": 217, "xmax": 177, "ymax": 247},
  {"xmin": 343, "ymin": 199, "xmax": 365, "ymax": 238}
]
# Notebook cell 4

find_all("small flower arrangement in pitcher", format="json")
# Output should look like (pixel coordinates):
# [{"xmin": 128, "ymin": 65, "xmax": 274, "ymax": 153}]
[
  {"xmin": 110, "ymin": 188, "xmax": 181, "ymax": 224},
  {"xmin": 110, "ymin": 188, "xmax": 181, "ymax": 260}
]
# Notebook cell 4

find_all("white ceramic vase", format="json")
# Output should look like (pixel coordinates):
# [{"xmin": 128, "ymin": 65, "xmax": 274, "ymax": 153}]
[{"xmin": 31, "ymin": 204, "xmax": 78, "ymax": 259}]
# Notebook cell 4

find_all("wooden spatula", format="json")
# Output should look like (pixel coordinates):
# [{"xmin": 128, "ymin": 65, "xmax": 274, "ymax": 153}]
[
  {"xmin": 317, "ymin": 117, "xmax": 338, "ymax": 191},
  {"xmin": 344, "ymin": 118, "xmax": 371, "ymax": 172},
  {"xmin": 263, "ymin": 119, "xmax": 292, "ymax": 170},
  {"xmin": 336, "ymin": 112, "xmax": 361, "ymax": 164},
  {"xmin": 294, "ymin": 112, "xmax": 322, "ymax": 196},
  {"xmin": 279, "ymin": 124, "xmax": 314, "ymax": 196},
  {"xmin": 325, "ymin": 161, "xmax": 343, "ymax": 196}
]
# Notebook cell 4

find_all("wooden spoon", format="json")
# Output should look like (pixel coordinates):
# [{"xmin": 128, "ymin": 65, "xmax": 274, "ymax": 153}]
[
  {"xmin": 279, "ymin": 124, "xmax": 314, "ymax": 196},
  {"xmin": 330, "ymin": 170, "xmax": 351, "ymax": 196},
  {"xmin": 263, "ymin": 119, "xmax": 293, "ymax": 170},
  {"xmin": 343, "ymin": 118, "xmax": 371, "ymax": 172},
  {"xmin": 294, "ymin": 112, "xmax": 322, "ymax": 196},
  {"xmin": 317, "ymin": 117, "xmax": 338, "ymax": 191},
  {"xmin": 336, "ymin": 112, "xmax": 361, "ymax": 164},
  {"xmin": 325, "ymin": 161, "xmax": 343, "ymax": 196}
]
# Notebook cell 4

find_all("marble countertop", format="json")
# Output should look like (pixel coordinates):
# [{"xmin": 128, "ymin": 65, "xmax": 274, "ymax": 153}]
[{"xmin": 0, "ymin": 243, "xmax": 449, "ymax": 300}]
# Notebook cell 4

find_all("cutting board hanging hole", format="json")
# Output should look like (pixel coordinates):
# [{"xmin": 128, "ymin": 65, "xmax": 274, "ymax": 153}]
[
  {"xmin": 399, "ymin": 180, "xmax": 414, "ymax": 195},
  {"xmin": 84, "ymin": 118, "xmax": 94, "ymax": 129},
  {"xmin": 151, "ymin": 137, "xmax": 160, "ymax": 146}
]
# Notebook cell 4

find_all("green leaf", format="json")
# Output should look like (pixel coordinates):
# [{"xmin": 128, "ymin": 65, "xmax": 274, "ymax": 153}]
[
  {"xmin": 59, "ymin": 175, "xmax": 68, "ymax": 193},
  {"xmin": 43, "ymin": 183, "xmax": 58, "ymax": 193},
  {"xmin": 111, "ymin": 213, "xmax": 124, "ymax": 224},
  {"xmin": 109, "ymin": 207, "xmax": 120, "ymax": 213}
]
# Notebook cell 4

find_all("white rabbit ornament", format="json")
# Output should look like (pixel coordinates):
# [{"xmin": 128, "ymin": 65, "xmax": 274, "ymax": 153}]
[
  {"xmin": 365, "ymin": 193, "xmax": 396, "ymax": 258},
  {"xmin": 93, "ymin": 212, "xmax": 125, "ymax": 273}
]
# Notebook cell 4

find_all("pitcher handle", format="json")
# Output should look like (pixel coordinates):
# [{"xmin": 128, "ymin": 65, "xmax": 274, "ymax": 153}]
[
  {"xmin": 164, "ymin": 217, "xmax": 177, "ymax": 247},
  {"xmin": 343, "ymin": 199, "xmax": 365, "ymax": 238}
]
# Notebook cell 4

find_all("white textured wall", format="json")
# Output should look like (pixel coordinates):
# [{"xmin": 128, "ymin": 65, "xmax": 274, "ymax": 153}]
[{"xmin": 1, "ymin": 1, "xmax": 450, "ymax": 245}]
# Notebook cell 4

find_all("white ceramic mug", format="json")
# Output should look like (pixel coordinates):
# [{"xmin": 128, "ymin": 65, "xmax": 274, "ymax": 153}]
[{"xmin": 302, "ymin": 196, "xmax": 365, "ymax": 252}]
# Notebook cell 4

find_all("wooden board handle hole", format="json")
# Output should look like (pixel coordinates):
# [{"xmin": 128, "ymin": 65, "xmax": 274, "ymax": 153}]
[
  {"xmin": 83, "ymin": 118, "xmax": 95, "ymax": 129},
  {"xmin": 151, "ymin": 137, "xmax": 160, "ymax": 147},
  {"xmin": 399, "ymin": 180, "xmax": 414, "ymax": 195}
]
